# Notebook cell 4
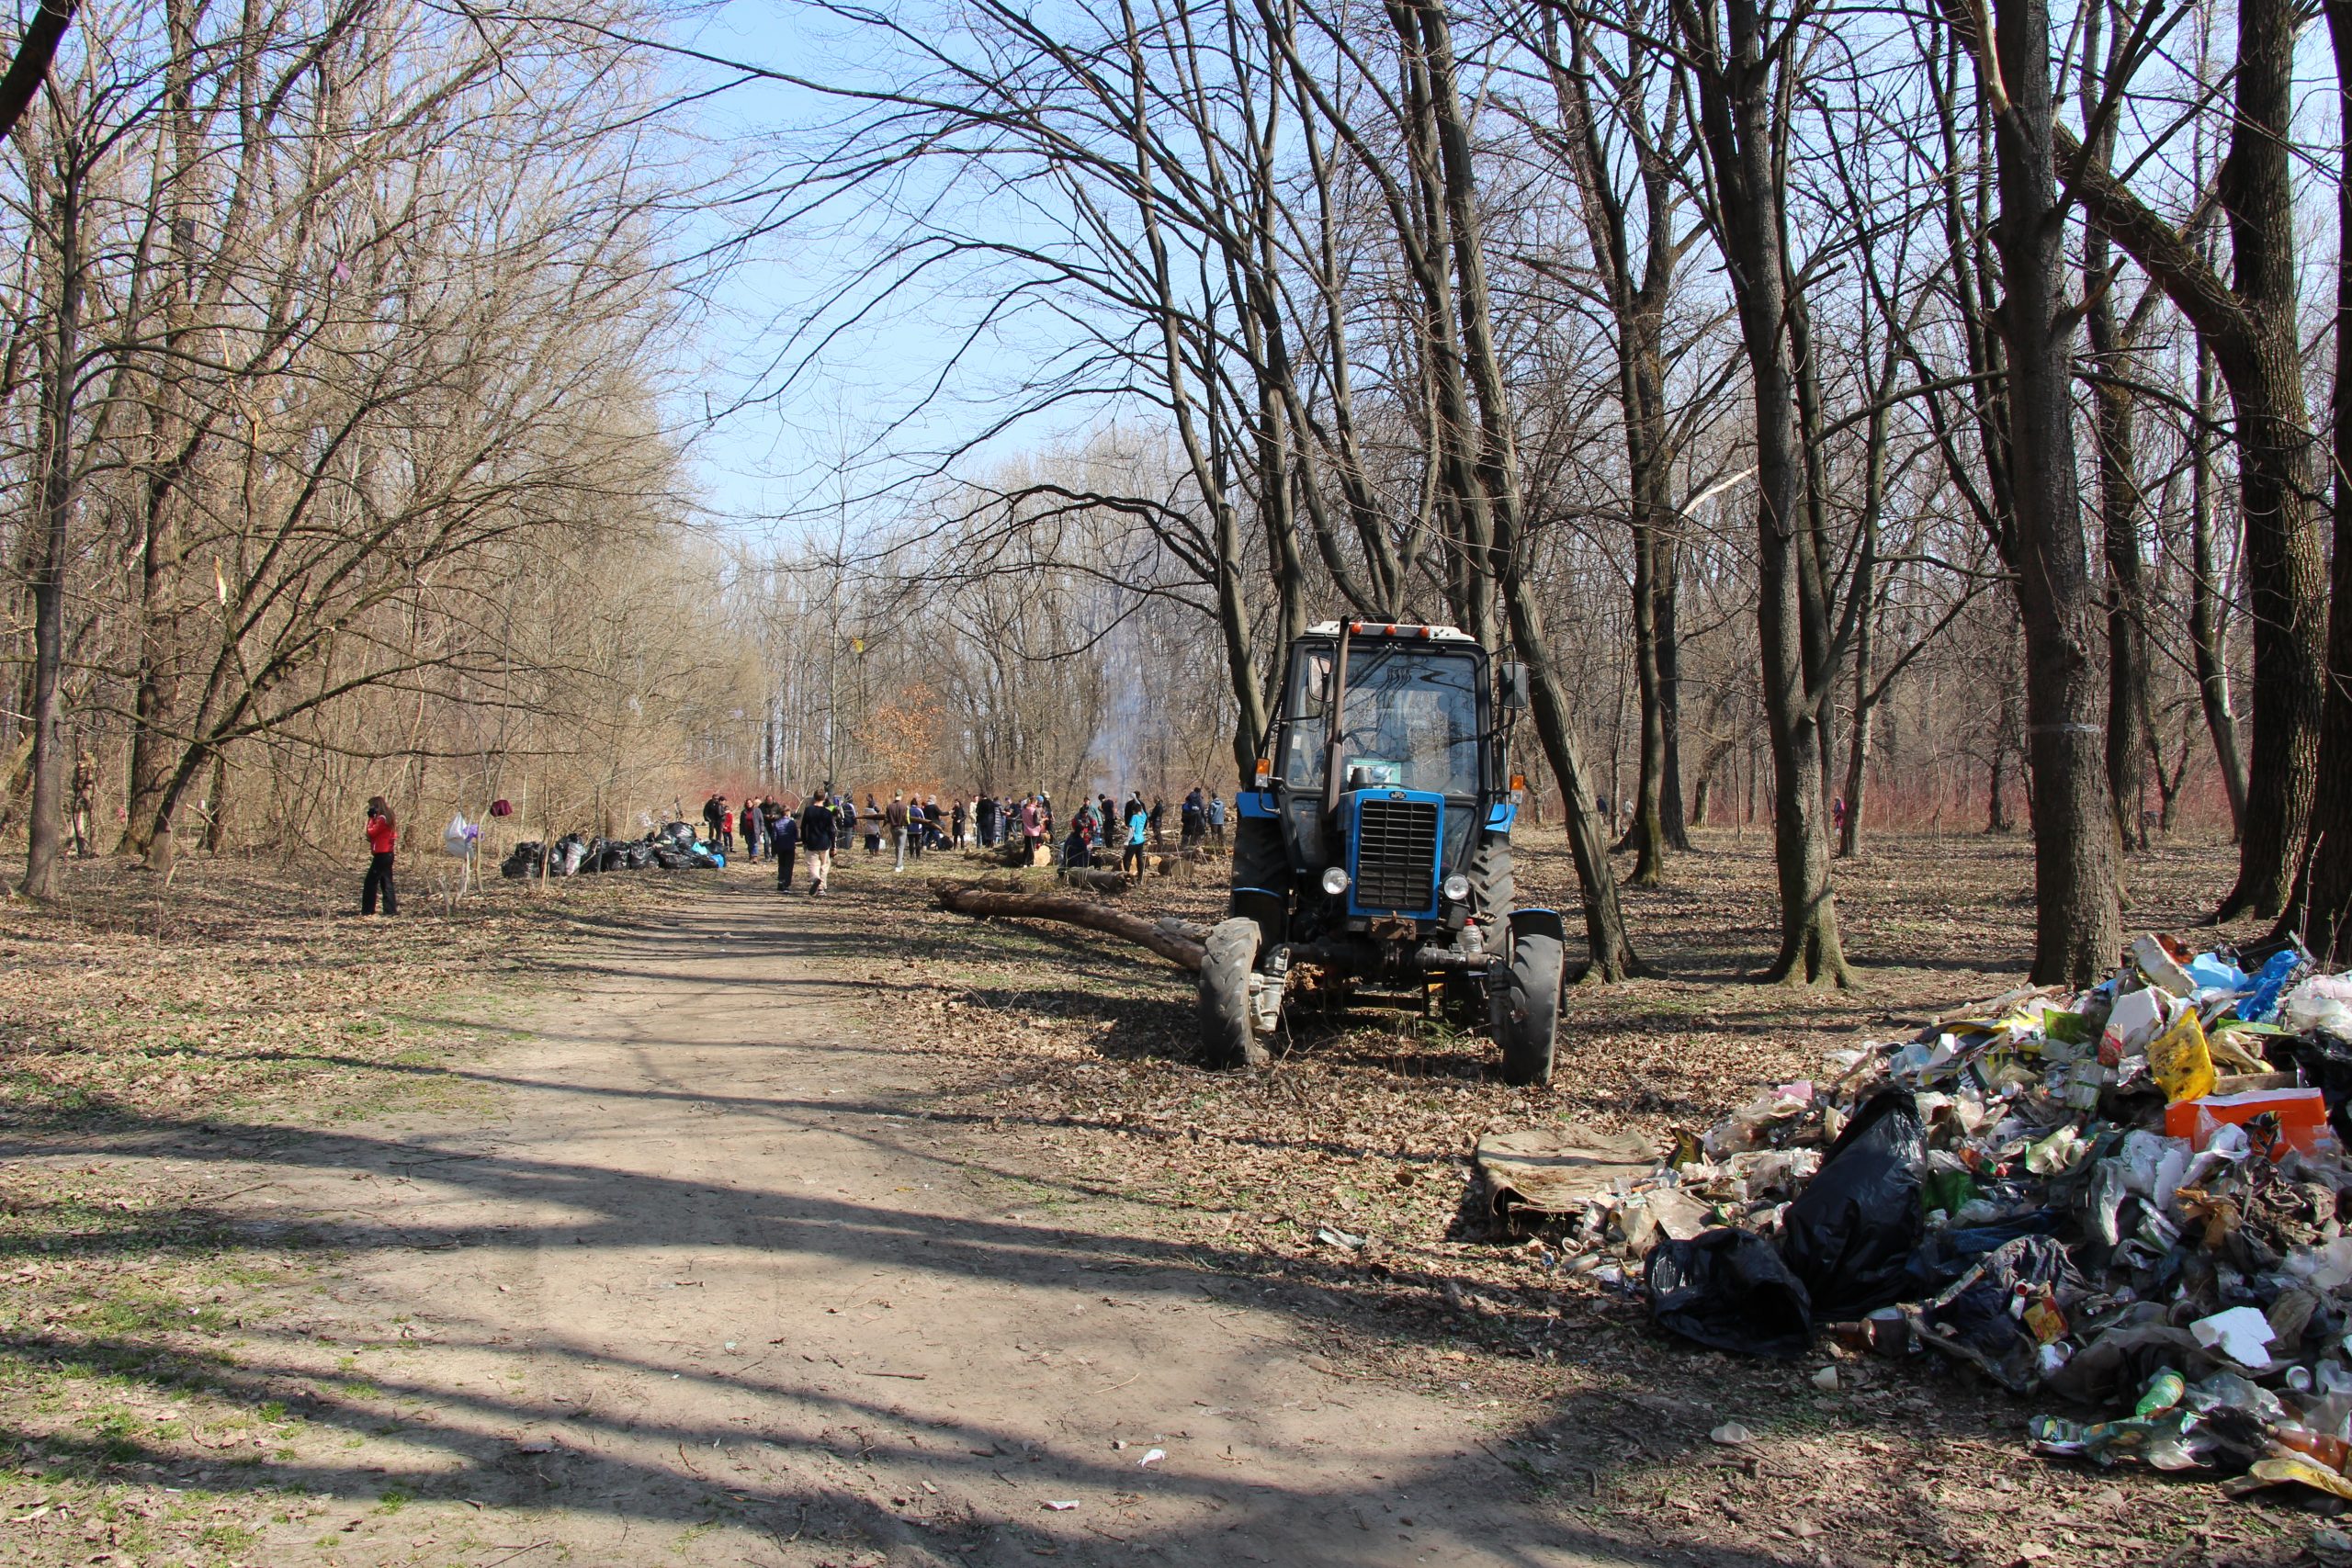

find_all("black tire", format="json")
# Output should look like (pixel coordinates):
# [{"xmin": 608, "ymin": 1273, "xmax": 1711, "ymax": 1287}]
[
  {"xmin": 1227, "ymin": 813, "xmax": 1293, "ymax": 949},
  {"xmin": 1499, "ymin": 932, "xmax": 1563, "ymax": 1086},
  {"xmin": 1198, "ymin": 917, "xmax": 1269, "ymax": 1071},
  {"xmin": 1466, "ymin": 831, "xmax": 1514, "ymax": 925}
]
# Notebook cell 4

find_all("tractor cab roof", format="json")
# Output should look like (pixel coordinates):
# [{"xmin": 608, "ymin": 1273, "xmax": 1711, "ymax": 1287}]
[{"xmin": 1303, "ymin": 620, "xmax": 1479, "ymax": 645}]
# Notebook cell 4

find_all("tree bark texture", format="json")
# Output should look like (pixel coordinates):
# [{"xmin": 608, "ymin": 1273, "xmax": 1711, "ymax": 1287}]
[
  {"xmin": 1990, "ymin": 0, "xmax": 2121, "ymax": 984},
  {"xmin": 2277, "ymin": 0, "xmax": 2352, "ymax": 960},
  {"xmin": 1678, "ymin": 0, "xmax": 1849, "ymax": 984},
  {"xmin": 933, "ymin": 882, "xmax": 1207, "ymax": 969},
  {"xmin": 2062, "ymin": 0, "xmax": 2324, "ymax": 919},
  {"xmin": 22, "ymin": 159, "xmax": 80, "ymax": 900}
]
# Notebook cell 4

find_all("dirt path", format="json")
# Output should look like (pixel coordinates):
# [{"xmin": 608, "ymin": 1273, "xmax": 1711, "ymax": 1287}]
[{"xmin": 114, "ymin": 878, "xmax": 1676, "ymax": 1567}]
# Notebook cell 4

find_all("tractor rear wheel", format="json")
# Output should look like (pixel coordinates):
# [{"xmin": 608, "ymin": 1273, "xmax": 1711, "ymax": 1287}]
[
  {"xmin": 1498, "ymin": 931, "xmax": 1563, "ymax": 1086},
  {"xmin": 1198, "ymin": 917, "xmax": 1270, "ymax": 1071}
]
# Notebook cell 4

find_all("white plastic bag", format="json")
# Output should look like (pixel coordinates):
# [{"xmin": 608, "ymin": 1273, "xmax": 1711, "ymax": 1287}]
[{"xmin": 443, "ymin": 812, "xmax": 478, "ymax": 859}]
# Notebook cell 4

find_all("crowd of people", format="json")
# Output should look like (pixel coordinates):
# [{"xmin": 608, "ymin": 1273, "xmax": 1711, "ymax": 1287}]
[
  {"xmin": 679, "ymin": 783, "xmax": 1231, "ymax": 896},
  {"xmin": 356, "ymin": 779, "xmax": 1237, "ymax": 914}
]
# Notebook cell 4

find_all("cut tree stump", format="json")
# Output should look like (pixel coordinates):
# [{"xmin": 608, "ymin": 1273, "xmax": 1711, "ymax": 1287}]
[{"xmin": 932, "ymin": 881, "xmax": 1207, "ymax": 971}]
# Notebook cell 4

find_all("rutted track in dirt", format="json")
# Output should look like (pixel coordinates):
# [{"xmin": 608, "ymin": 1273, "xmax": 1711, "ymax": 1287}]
[{"xmin": 102, "ymin": 878, "xmax": 1688, "ymax": 1566}]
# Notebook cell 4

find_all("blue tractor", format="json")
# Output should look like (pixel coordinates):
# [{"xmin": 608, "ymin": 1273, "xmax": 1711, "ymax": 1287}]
[{"xmin": 1200, "ymin": 619, "xmax": 1565, "ymax": 1084}]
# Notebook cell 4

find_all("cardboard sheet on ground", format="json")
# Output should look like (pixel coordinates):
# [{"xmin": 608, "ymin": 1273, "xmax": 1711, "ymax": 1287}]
[{"xmin": 1476, "ymin": 1124, "xmax": 1655, "ymax": 1224}]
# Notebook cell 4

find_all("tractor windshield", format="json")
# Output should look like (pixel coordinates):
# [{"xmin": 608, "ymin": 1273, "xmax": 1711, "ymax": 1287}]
[{"xmin": 1280, "ymin": 644, "xmax": 1482, "ymax": 796}]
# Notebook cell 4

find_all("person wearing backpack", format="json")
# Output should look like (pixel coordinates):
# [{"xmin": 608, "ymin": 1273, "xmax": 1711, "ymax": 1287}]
[
  {"xmin": 361, "ymin": 797, "xmax": 399, "ymax": 915},
  {"xmin": 798, "ymin": 789, "xmax": 837, "ymax": 895}
]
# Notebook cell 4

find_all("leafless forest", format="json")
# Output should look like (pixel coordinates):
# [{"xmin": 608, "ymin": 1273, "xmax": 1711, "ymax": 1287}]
[{"xmin": 3, "ymin": 0, "xmax": 2347, "ymax": 982}]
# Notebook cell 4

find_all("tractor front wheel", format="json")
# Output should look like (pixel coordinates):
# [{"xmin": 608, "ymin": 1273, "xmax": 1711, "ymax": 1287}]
[
  {"xmin": 1198, "ymin": 917, "xmax": 1270, "ymax": 1071},
  {"xmin": 1498, "ymin": 932, "xmax": 1563, "ymax": 1086}
]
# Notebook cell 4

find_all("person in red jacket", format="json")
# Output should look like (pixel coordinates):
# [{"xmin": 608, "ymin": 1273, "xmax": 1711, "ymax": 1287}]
[{"xmin": 362, "ymin": 796, "xmax": 398, "ymax": 915}]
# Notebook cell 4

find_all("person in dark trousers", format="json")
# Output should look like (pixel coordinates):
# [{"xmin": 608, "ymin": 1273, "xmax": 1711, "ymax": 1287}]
[
  {"xmin": 798, "ymin": 788, "xmax": 838, "ymax": 895},
  {"xmin": 1121, "ymin": 797, "xmax": 1148, "ymax": 875},
  {"xmin": 703, "ymin": 794, "xmax": 726, "ymax": 847},
  {"xmin": 1148, "ymin": 796, "xmax": 1166, "ymax": 847},
  {"xmin": 772, "ymin": 804, "xmax": 798, "ymax": 890},
  {"xmin": 741, "ymin": 797, "xmax": 763, "ymax": 862},
  {"xmin": 362, "ymin": 796, "xmax": 398, "ymax": 915}
]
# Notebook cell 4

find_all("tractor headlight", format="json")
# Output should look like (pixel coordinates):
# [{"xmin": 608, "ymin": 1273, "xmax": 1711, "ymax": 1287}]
[
  {"xmin": 1442, "ymin": 873, "xmax": 1471, "ymax": 904},
  {"xmin": 1321, "ymin": 866, "xmax": 1351, "ymax": 897}
]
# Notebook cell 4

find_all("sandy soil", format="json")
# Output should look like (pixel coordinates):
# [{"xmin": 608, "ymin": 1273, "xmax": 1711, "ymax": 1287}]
[{"xmin": 13, "ymin": 876, "xmax": 1664, "ymax": 1567}]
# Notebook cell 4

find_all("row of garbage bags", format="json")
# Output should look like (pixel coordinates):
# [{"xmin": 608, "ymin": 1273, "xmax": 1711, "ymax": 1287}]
[
  {"xmin": 1593, "ymin": 931, "xmax": 2352, "ymax": 1504},
  {"xmin": 499, "ymin": 821, "xmax": 725, "ymax": 878}
]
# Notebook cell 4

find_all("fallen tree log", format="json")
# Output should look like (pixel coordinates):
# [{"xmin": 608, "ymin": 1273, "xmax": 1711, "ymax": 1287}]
[{"xmin": 932, "ymin": 882, "xmax": 1206, "ymax": 971}]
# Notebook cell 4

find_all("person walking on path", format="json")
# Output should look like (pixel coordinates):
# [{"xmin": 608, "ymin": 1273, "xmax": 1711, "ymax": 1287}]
[
  {"xmin": 1121, "ymin": 796, "xmax": 1148, "ymax": 876},
  {"xmin": 361, "ymin": 796, "xmax": 399, "ymax": 916},
  {"xmin": 741, "ymin": 797, "xmax": 764, "ymax": 862},
  {"xmin": 864, "ymin": 795, "xmax": 883, "ymax": 856},
  {"xmin": 797, "ymin": 788, "xmax": 837, "ymax": 895},
  {"xmin": 772, "ymin": 803, "xmax": 798, "ymax": 890},
  {"xmin": 887, "ymin": 793, "xmax": 912, "ymax": 871}
]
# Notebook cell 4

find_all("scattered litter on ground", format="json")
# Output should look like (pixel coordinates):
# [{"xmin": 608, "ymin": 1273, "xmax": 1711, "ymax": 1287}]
[{"xmin": 1616, "ymin": 930, "xmax": 2352, "ymax": 1505}]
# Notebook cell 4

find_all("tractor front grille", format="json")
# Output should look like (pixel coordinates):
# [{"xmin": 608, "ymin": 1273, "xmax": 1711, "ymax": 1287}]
[{"xmin": 1353, "ymin": 797, "xmax": 1441, "ymax": 912}]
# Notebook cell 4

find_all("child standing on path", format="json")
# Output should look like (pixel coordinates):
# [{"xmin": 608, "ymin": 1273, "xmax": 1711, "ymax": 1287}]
[{"xmin": 362, "ymin": 797, "xmax": 398, "ymax": 915}]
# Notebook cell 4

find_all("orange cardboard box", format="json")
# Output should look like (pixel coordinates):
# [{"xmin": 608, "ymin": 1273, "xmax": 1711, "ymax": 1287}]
[{"xmin": 2164, "ymin": 1088, "xmax": 2330, "ymax": 1156}]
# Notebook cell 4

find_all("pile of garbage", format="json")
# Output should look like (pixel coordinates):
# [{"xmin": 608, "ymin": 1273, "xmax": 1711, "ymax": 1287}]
[
  {"xmin": 1588, "ymin": 932, "xmax": 2352, "ymax": 1501},
  {"xmin": 500, "ymin": 821, "xmax": 724, "ymax": 878}
]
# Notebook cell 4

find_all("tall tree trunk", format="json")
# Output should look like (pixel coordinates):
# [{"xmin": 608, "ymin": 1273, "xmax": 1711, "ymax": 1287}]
[
  {"xmin": 1990, "ymin": 0, "xmax": 2121, "ymax": 983},
  {"xmin": 1678, "ymin": 0, "xmax": 1850, "ymax": 984},
  {"xmin": 1544, "ymin": 2, "xmax": 1682, "ymax": 878},
  {"xmin": 2064, "ymin": 0, "xmax": 2324, "ymax": 919},
  {"xmin": 2080, "ymin": 6, "xmax": 2149, "ymax": 858},
  {"xmin": 1656, "ymin": 536, "xmax": 1690, "ymax": 850},
  {"xmin": 1414, "ymin": 0, "xmax": 1642, "ymax": 976},
  {"xmin": 2188, "ymin": 342, "xmax": 2249, "ymax": 837},
  {"xmin": 2275, "ymin": 0, "xmax": 2352, "ymax": 958},
  {"xmin": 1838, "ymin": 543, "xmax": 1876, "ymax": 860},
  {"xmin": 22, "ymin": 160, "xmax": 80, "ymax": 902}
]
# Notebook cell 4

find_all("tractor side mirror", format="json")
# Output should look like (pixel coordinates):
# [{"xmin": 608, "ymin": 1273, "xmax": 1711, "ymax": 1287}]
[
  {"xmin": 1301, "ymin": 653, "xmax": 1332, "ymax": 709},
  {"xmin": 1499, "ymin": 661, "xmax": 1533, "ymax": 712}
]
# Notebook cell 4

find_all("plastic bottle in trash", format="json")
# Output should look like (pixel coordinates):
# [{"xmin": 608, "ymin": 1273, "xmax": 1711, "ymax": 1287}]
[
  {"xmin": 2274, "ymin": 1425, "xmax": 2352, "ymax": 1472},
  {"xmin": 2135, "ymin": 1370, "xmax": 2186, "ymax": 1417}
]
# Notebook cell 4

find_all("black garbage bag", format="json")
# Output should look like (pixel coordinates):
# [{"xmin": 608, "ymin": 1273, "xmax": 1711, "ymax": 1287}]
[
  {"xmin": 2266, "ymin": 1030, "xmax": 2352, "ymax": 1148},
  {"xmin": 500, "ymin": 841, "xmax": 544, "ymax": 879},
  {"xmin": 651, "ymin": 844, "xmax": 688, "ymax": 870},
  {"xmin": 1915, "ymin": 1235, "xmax": 2083, "ymax": 1392},
  {"xmin": 1778, "ymin": 1089, "xmax": 1924, "ymax": 1320},
  {"xmin": 596, "ymin": 844, "xmax": 629, "ymax": 873},
  {"xmin": 624, "ymin": 842, "xmax": 653, "ymax": 870},
  {"xmin": 660, "ymin": 821, "xmax": 696, "ymax": 847},
  {"xmin": 1903, "ymin": 1209, "xmax": 2065, "ymax": 1297},
  {"xmin": 550, "ymin": 834, "xmax": 588, "ymax": 876},
  {"xmin": 1646, "ymin": 1227, "xmax": 1814, "ymax": 1359}
]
